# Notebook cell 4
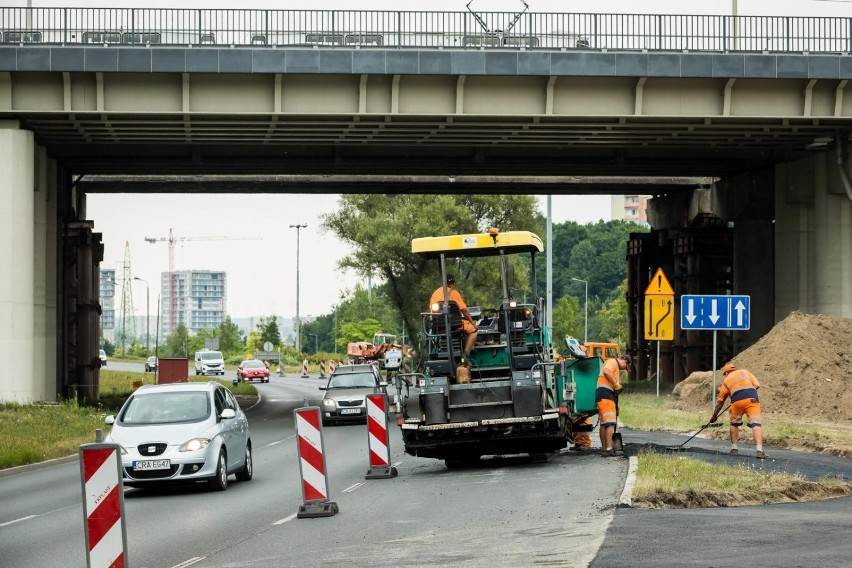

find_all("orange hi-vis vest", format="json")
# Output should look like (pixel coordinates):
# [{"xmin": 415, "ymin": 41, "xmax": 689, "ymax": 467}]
[
  {"xmin": 718, "ymin": 369, "xmax": 760, "ymax": 404},
  {"xmin": 595, "ymin": 358, "xmax": 620, "ymax": 402}
]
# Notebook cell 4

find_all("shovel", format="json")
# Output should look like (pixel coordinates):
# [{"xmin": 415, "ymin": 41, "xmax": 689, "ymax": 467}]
[{"xmin": 667, "ymin": 403, "xmax": 730, "ymax": 452}]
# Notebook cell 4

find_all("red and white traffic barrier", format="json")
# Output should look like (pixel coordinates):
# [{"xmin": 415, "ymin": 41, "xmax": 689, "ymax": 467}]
[
  {"xmin": 319, "ymin": 359, "xmax": 326, "ymax": 378},
  {"xmin": 328, "ymin": 359, "xmax": 336, "ymax": 374},
  {"xmin": 301, "ymin": 359, "xmax": 309, "ymax": 378},
  {"xmin": 365, "ymin": 393, "xmax": 398, "ymax": 479},
  {"xmin": 294, "ymin": 407, "xmax": 338, "ymax": 518},
  {"xmin": 79, "ymin": 444, "xmax": 128, "ymax": 568}
]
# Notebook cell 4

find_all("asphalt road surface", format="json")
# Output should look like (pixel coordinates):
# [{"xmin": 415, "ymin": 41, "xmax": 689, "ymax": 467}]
[{"xmin": 0, "ymin": 375, "xmax": 626, "ymax": 568}]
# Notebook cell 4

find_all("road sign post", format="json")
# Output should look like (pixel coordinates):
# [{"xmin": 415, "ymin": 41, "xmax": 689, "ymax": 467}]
[
  {"xmin": 680, "ymin": 294, "xmax": 751, "ymax": 408},
  {"xmin": 644, "ymin": 268, "xmax": 674, "ymax": 397}
]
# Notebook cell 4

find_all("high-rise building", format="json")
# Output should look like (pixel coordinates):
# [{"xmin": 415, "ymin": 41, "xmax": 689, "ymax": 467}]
[
  {"xmin": 161, "ymin": 270, "xmax": 227, "ymax": 336},
  {"xmin": 99, "ymin": 269, "xmax": 116, "ymax": 342},
  {"xmin": 611, "ymin": 194, "xmax": 650, "ymax": 226}
]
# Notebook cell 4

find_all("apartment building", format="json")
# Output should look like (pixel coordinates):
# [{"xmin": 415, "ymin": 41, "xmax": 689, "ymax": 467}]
[{"xmin": 161, "ymin": 270, "xmax": 227, "ymax": 335}]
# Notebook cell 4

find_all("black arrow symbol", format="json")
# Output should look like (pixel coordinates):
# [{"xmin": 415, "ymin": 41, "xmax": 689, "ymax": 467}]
[
  {"xmin": 648, "ymin": 299, "xmax": 654, "ymax": 336},
  {"xmin": 655, "ymin": 298, "xmax": 673, "ymax": 337}
]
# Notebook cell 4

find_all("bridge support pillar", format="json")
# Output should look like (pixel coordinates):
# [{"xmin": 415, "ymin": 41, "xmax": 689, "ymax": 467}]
[
  {"xmin": 775, "ymin": 145, "xmax": 852, "ymax": 319},
  {"xmin": 0, "ymin": 120, "xmax": 36, "ymax": 402}
]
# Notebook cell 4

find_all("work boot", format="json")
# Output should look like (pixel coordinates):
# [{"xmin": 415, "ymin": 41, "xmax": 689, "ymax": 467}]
[
  {"xmin": 729, "ymin": 448, "xmax": 739, "ymax": 456},
  {"xmin": 599, "ymin": 449, "xmax": 615, "ymax": 457},
  {"xmin": 756, "ymin": 450, "xmax": 767, "ymax": 460}
]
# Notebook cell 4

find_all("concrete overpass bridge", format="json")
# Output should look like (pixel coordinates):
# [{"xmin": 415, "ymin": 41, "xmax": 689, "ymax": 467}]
[{"xmin": 1, "ymin": 7, "xmax": 851, "ymax": 402}]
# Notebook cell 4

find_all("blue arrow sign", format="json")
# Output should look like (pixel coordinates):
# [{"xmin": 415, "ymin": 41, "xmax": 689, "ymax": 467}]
[{"xmin": 680, "ymin": 295, "xmax": 750, "ymax": 330}]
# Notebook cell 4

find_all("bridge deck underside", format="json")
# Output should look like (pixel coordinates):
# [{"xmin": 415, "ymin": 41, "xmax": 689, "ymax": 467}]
[{"xmin": 2, "ymin": 71, "xmax": 851, "ymax": 185}]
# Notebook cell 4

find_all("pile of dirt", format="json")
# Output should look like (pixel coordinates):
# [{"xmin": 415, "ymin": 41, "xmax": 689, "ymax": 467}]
[{"xmin": 674, "ymin": 311, "xmax": 852, "ymax": 421}]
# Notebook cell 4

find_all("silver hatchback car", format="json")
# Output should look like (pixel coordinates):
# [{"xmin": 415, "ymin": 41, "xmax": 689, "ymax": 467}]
[
  {"xmin": 104, "ymin": 381, "xmax": 252, "ymax": 491},
  {"xmin": 319, "ymin": 364, "xmax": 387, "ymax": 426}
]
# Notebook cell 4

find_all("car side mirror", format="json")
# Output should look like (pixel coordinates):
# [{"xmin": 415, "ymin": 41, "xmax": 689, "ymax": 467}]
[
  {"xmin": 379, "ymin": 381, "xmax": 388, "ymax": 388},
  {"xmin": 318, "ymin": 386, "xmax": 327, "ymax": 390},
  {"xmin": 220, "ymin": 408, "xmax": 236, "ymax": 420},
  {"xmin": 104, "ymin": 415, "xmax": 115, "ymax": 425}
]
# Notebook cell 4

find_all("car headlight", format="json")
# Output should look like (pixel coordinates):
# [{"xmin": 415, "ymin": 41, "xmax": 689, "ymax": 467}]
[
  {"xmin": 179, "ymin": 438, "xmax": 211, "ymax": 452},
  {"xmin": 321, "ymin": 399, "xmax": 336, "ymax": 409}
]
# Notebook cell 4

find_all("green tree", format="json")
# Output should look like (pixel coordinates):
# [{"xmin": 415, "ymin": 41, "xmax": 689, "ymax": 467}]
[
  {"xmin": 162, "ymin": 323, "xmax": 190, "ymax": 357},
  {"xmin": 322, "ymin": 194, "xmax": 540, "ymax": 350},
  {"xmin": 245, "ymin": 330, "xmax": 262, "ymax": 355},
  {"xmin": 598, "ymin": 278, "xmax": 629, "ymax": 345},
  {"xmin": 552, "ymin": 295, "xmax": 584, "ymax": 349},
  {"xmin": 337, "ymin": 318, "xmax": 383, "ymax": 351},
  {"xmin": 217, "ymin": 316, "xmax": 244, "ymax": 357},
  {"xmin": 257, "ymin": 315, "xmax": 282, "ymax": 347},
  {"xmin": 302, "ymin": 313, "xmax": 335, "ymax": 354}
]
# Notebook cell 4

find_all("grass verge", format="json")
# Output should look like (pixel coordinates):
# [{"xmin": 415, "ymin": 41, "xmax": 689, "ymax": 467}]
[
  {"xmin": 632, "ymin": 448, "xmax": 852, "ymax": 508},
  {"xmin": 0, "ymin": 371, "xmax": 257, "ymax": 470}
]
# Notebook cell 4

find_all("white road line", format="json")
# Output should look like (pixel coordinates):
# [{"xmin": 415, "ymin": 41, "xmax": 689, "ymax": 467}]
[
  {"xmin": 341, "ymin": 482, "xmax": 364, "ymax": 493},
  {"xmin": 273, "ymin": 514, "xmax": 297, "ymax": 525},
  {"xmin": 0, "ymin": 515, "xmax": 36, "ymax": 528},
  {"xmin": 169, "ymin": 557, "xmax": 206, "ymax": 568},
  {"xmin": 258, "ymin": 435, "xmax": 295, "ymax": 450}
]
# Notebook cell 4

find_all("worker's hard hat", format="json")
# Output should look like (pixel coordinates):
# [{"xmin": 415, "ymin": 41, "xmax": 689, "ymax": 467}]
[{"xmin": 721, "ymin": 362, "xmax": 737, "ymax": 374}]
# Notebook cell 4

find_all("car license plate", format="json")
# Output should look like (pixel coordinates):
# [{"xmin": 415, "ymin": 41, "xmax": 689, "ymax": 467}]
[
  {"xmin": 340, "ymin": 408, "xmax": 361, "ymax": 415},
  {"xmin": 132, "ymin": 459, "xmax": 170, "ymax": 471}
]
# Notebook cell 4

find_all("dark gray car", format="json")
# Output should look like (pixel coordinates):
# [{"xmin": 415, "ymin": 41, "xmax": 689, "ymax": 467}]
[{"xmin": 319, "ymin": 364, "xmax": 386, "ymax": 426}]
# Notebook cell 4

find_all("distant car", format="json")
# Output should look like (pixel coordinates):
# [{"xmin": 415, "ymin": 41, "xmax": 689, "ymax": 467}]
[
  {"xmin": 144, "ymin": 356, "xmax": 158, "ymax": 372},
  {"xmin": 319, "ymin": 364, "xmax": 386, "ymax": 426},
  {"xmin": 99, "ymin": 349, "xmax": 107, "ymax": 367},
  {"xmin": 237, "ymin": 359, "xmax": 270, "ymax": 383},
  {"xmin": 104, "ymin": 381, "xmax": 252, "ymax": 491}
]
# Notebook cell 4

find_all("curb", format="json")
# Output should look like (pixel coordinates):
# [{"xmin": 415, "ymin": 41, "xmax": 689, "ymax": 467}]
[
  {"xmin": 0, "ymin": 454, "xmax": 78, "ymax": 480},
  {"xmin": 617, "ymin": 455, "xmax": 638, "ymax": 507}
]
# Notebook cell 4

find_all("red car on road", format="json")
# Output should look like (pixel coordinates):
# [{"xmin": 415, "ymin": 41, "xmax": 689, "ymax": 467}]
[{"xmin": 237, "ymin": 359, "xmax": 270, "ymax": 383}]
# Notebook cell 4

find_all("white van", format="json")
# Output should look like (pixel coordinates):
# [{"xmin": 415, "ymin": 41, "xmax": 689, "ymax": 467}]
[{"xmin": 194, "ymin": 350, "xmax": 225, "ymax": 376}]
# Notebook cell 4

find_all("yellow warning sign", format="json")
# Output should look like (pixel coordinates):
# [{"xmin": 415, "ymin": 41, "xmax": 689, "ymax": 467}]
[
  {"xmin": 644, "ymin": 295, "xmax": 674, "ymax": 341},
  {"xmin": 645, "ymin": 268, "xmax": 674, "ymax": 296}
]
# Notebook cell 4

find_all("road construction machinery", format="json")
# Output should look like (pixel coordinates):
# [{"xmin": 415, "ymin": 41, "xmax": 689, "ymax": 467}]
[{"xmin": 395, "ymin": 228, "xmax": 602, "ymax": 467}]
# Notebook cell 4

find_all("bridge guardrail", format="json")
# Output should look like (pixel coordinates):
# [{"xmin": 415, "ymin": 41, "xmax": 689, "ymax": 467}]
[{"xmin": 1, "ymin": 8, "xmax": 851, "ymax": 54}]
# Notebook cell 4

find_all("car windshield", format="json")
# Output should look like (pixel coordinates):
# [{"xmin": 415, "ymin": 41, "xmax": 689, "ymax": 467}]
[
  {"xmin": 242, "ymin": 360, "xmax": 265, "ymax": 368},
  {"xmin": 147, "ymin": 357, "xmax": 156, "ymax": 363},
  {"xmin": 201, "ymin": 352, "xmax": 222, "ymax": 361},
  {"xmin": 327, "ymin": 372, "xmax": 377, "ymax": 389},
  {"xmin": 119, "ymin": 392, "xmax": 210, "ymax": 425}
]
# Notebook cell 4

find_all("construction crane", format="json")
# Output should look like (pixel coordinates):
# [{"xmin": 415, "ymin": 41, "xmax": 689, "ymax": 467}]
[{"xmin": 145, "ymin": 228, "xmax": 260, "ymax": 333}]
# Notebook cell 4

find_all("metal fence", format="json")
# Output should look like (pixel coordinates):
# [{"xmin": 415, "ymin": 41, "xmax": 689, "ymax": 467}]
[{"xmin": 1, "ymin": 8, "xmax": 850, "ymax": 53}]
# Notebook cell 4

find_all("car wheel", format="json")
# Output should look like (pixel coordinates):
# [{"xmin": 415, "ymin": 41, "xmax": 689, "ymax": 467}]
[
  {"xmin": 209, "ymin": 449, "xmax": 228, "ymax": 491},
  {"xmin": 235, "ymin": 444, "xmax": 253, "ymax": 482}
]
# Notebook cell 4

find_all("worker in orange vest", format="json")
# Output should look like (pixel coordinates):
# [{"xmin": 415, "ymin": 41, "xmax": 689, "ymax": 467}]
[
  {"xmin": 596, "ymin": 354, "xmax": 631, "ymax": 456},
  {"xmin": 710, "ymin": 362, "xmax": 767, "ymax": 459}
]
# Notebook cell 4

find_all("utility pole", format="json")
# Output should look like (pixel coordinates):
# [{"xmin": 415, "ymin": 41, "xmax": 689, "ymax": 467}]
[
  {"xmin": 289, "ymin": 224, "xmax": 307, "ymax": 353},
  {"xmin": 119, "ymin": 242, "xmax": 135, "ymax": 355},
  {"xmin": 134, "ymin": 277, "xmax": 149, "ymax": 355}
]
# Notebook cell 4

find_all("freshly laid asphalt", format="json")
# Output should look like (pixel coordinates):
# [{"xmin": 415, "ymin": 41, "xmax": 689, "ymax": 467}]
[{"xmin": 592, "ymin": 428, "xmax": 852, "ymax": 568}]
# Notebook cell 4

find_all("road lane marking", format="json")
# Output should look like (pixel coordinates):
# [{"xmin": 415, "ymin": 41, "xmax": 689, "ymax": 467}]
[
  {"xmin": 170, "ymin": 557, "xmax": 206, "ymax": 568},
  {"xmin": 273, "ymin": 514, "xmax": 297, "ymax": 525},
  {"xmin": 0, "ymin": 515, "xmax": 36, "ymax": 528},
  {"xmin": 257, "ymin": 435, "xmax": 295, "ymax": 450},
  {"xmin": 341, "ymin": 482, "xmax": 364, "ymax": 493}
]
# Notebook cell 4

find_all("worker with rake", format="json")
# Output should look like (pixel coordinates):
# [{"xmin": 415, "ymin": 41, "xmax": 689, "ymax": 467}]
[{"xmin": 710, "ymin": 362, "xmax": 767, "ymax": 459}]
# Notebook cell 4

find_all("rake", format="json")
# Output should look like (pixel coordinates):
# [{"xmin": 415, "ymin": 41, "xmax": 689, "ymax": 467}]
[{"xmin": 667, "ymin": 403, "xmax": 730, "ymax": 452}]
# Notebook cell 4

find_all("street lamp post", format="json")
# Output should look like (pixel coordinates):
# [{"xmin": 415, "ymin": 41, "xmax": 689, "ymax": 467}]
[
  {"xmin": 289, "ymin": 223, "xmax": 307, "ymax": 353},
  {"xmin": 571, "ymin": 277, "xmax": 588, "ymax": 344},
  {"xmin": 133, "ymin": 276, "xmax": 149, "ymax": 355}
]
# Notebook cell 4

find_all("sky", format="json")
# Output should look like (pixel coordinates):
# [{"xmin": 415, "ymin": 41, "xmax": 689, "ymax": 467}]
[{"xmin": 27, "ymin": 0, "xmax": 852, "ymax": 320}]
